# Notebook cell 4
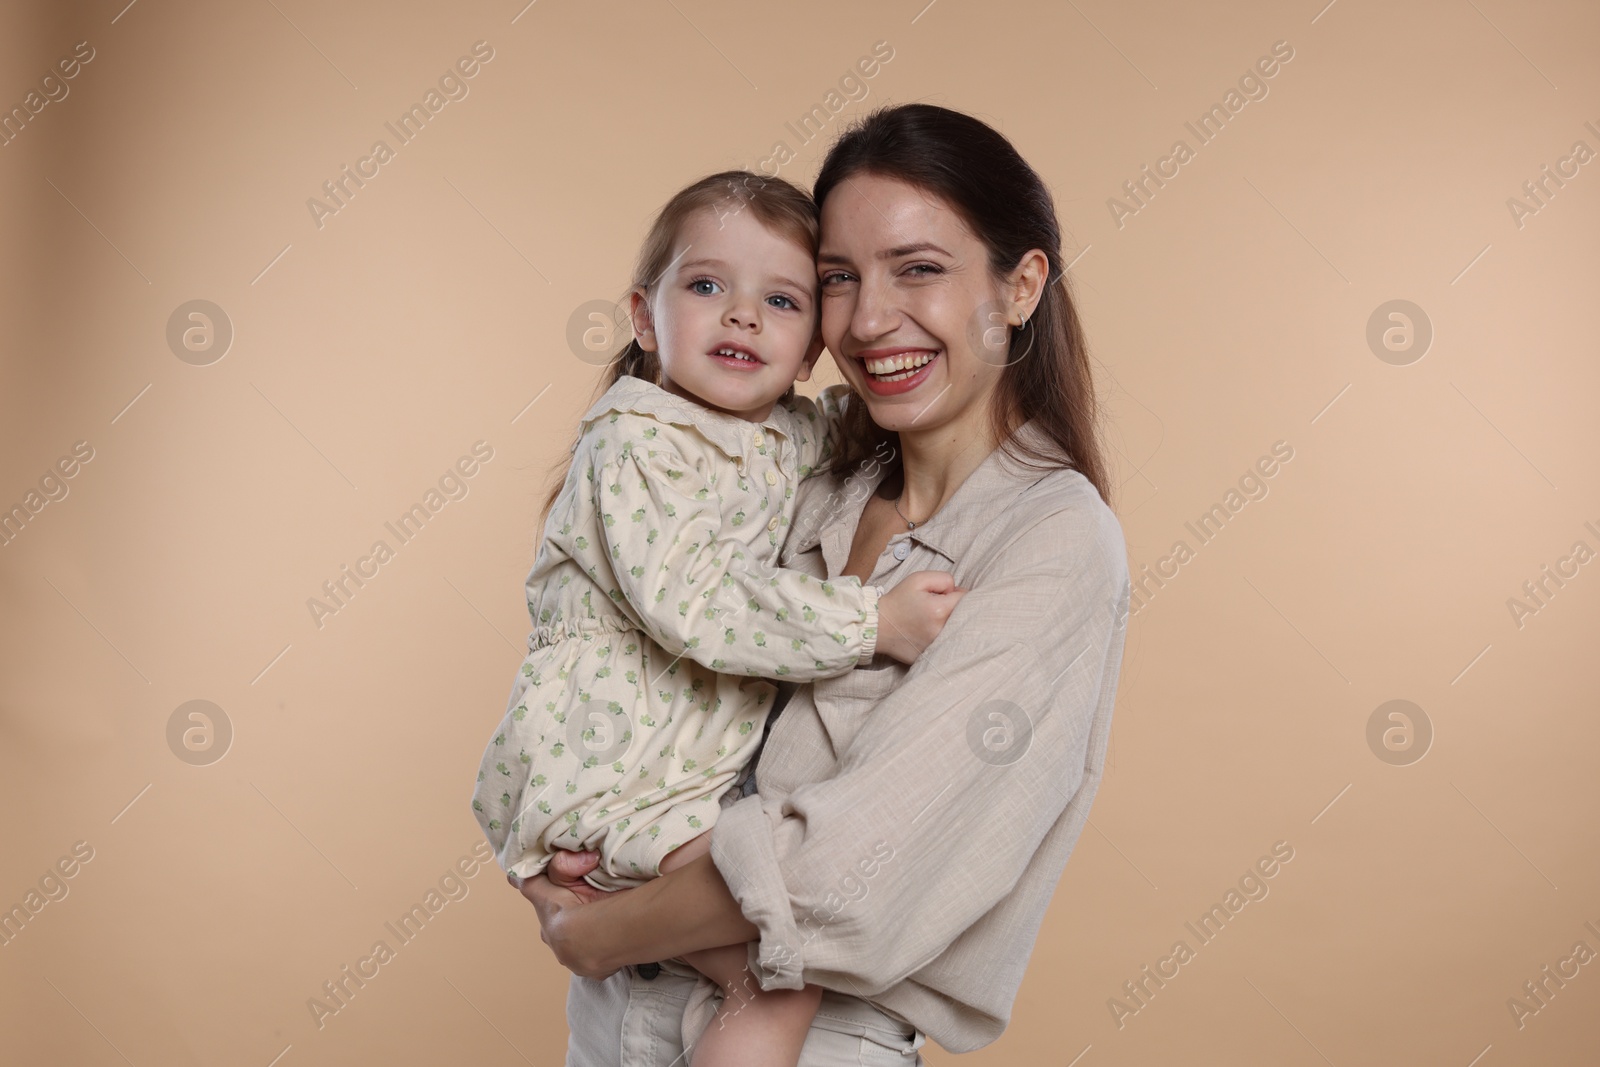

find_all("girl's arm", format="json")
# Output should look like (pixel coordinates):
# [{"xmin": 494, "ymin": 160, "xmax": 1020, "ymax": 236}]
[{"xmin": 591, "ymin": 427, "xmax": 880, "ymax": 680}]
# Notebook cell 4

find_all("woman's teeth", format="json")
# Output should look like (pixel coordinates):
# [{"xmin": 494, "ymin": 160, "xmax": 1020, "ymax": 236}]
[{"xmin": 864, "ymin": 352, "xmax": 936, "ymax": 380}]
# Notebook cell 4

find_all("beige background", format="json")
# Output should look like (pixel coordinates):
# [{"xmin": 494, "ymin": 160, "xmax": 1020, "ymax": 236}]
[{"xmin": 2, "ymin": 0, "xmax": 1596, "ymax": 1063}]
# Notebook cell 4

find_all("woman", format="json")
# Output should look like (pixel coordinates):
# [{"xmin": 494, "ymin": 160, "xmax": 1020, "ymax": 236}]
[{"xmin": 515, "ymin": 103, "xmax": 1132, "ymax": 1065}]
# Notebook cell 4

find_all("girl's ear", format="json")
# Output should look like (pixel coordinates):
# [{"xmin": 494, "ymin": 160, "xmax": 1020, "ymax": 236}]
[
  {"xmin": 793, "ymin": 328, "xmax": 825, "ymax": 383},
  {"xmin": 627, "ymin": 288, "xmax": 657, "ymax": 352}
]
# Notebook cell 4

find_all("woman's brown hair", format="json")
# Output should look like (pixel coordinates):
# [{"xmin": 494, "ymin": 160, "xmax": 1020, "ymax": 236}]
[
  {"xmin": 812, "ymin": 103, "xmax": 1115, "ymax": 507},
  {"xmin": 537, "ymin": 171, "xmax": 820, "ymax": 524}
]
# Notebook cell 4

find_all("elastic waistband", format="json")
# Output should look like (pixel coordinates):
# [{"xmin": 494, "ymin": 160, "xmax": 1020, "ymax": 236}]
[{"xmin": 527, "ymin": 613, "xmax": 634, "ymax": 651}]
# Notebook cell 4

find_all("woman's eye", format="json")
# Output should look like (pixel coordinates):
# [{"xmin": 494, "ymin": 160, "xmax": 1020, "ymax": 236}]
[
  {"xmin": 689, "ymin": 277, "xmax": 721, "ymax": 295},
  {"xmin": 905, "ymin": 264, "xmax": 940, "ymax": 277},
  {"xmin": 820, "ymin": 270, "xmax": 854, "ymax": 286}
]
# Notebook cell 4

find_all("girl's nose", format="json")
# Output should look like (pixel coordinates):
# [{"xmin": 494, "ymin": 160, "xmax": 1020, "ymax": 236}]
[{"xmin": 724, "ymin": 301, "xmax": 761, "ymax": 331}]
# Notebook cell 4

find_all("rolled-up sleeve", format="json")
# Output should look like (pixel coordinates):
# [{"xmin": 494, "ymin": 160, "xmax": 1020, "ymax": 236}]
[{"xmin": 711, "ymin": 498, "xmax": 1129, "ymax": 993}]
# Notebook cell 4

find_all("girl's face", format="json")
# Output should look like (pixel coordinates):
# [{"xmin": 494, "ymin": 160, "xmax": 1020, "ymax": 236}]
[
  {"xmin": 630, "ymin": 205, "xmax": 823, "ymax": 423},
  {"xmin": 817, "ymin": 173, "xmax": 1021, "ymax": 439}
]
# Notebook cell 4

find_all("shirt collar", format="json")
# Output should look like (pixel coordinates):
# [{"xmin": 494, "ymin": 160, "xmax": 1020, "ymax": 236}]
[
  {"xmin": 576, "ymin": 375, "xmax": 791, "ymax": 466},
  {"xmin": 804, "ymin": 419, "xmax": 1062, "ymax": 567}
]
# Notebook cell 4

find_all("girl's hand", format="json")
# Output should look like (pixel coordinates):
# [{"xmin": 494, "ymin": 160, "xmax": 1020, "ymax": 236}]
[
  {"xmin": 547, "ymin": 848, "xmax": 607, "ymax": 903},
  {"xmin": 875, "ymin": 570, "xmax": 965, "ymax": 664}
]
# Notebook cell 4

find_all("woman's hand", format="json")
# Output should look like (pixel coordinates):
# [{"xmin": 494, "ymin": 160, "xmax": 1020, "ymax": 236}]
[
  {"xmin": 510, "ymin": 845, "xmax": 759, "ymax": 981},
  {"xmin": 508, "ymin": 850, "xmax": 623, "ymax": 980}
]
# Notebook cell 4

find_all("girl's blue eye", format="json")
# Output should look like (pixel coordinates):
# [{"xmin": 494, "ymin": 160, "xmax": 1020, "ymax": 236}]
[
  {"xmin": 689, "ymin": 277, "xmax": 720, "ymax": 295},
  {"xmin": 767, "ymin": 295, "xmax": 799, "ymax": 310}
]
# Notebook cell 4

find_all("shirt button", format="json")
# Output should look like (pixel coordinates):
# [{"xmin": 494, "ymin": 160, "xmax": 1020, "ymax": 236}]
[
  {"xmin": 893, "ymin": 541, "xmax": 910, "ymax": 561},
  {"xmin": 767, "ymin": 516, "xmax": 781, "ymax": 531},
  {"xmin": 752, "ymin": 432, "xmax": 765, "ymax": 448},
  {"xmin": 764, "ymin": 469, "xmax": 778, "ymax": 485}
]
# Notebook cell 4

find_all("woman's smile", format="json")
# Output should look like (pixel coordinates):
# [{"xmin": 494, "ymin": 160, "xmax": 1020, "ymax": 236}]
[{"xmin": 856, "ymin": 346, "xmax": 941, "ymax": 393}]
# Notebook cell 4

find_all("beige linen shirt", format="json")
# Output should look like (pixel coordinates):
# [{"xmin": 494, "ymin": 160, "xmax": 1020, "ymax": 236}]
[{"xmin": 707, "ymin": 418, "xmax": 1132, "ymax": 1053}]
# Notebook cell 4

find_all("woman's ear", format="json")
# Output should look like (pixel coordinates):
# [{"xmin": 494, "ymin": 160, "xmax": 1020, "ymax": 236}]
[
  {"xmin": 1007, "ymin": 249, "xmax": 1051, "ymax": 325},
  {"xmin": 793, "ymin": 328, "xmax": 826, "ymax": 383},
  {"xmin": 627, "ymin": 288, "xmax": 657, "ymax": 352}
]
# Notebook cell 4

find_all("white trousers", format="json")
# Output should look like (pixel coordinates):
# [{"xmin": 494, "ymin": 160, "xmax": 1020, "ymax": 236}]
[{"xmin": 564, "ymin": 957, "xmax": 927, "ymax": 1066}]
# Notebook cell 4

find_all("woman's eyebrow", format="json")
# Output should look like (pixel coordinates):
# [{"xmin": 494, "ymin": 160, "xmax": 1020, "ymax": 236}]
[
  {"xmin": 882, "ymin": 241, "xmax": 952, "ymax": 259},
  {"xmin": 817, "ymin": 241, "xmax": 952, "ymax": 266}
]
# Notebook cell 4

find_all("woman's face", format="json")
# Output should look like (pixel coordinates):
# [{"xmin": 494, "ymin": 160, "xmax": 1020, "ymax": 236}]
[{"xmin": 816, "ymin": 173, "xmax": 1014, "ymax": 438}]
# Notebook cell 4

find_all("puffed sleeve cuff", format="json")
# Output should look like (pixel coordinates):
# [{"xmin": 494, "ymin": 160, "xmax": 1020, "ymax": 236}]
[
  {"xmin": 710, "ymin": 793, "xmax": 807, "ymax": 991},
  {"xmin": 856, "ymin": 583, "xmax": 881, "ymax": 666}
]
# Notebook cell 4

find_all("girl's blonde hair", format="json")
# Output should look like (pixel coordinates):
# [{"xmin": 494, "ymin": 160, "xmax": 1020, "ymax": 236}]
[{"xmin": 539, "ymin": 171, "xmax": 820, "ymax": 524}]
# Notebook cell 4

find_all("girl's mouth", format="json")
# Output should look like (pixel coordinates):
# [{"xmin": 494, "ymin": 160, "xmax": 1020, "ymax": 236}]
[{"xmin": 708, "ymin": 346, "xmax": 763, "ymax": 370}]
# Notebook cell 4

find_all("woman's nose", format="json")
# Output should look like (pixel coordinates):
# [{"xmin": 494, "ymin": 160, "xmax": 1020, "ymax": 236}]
[{"xmin": 850, "ymin": 281, "xmax": 898, "ymax": 341}]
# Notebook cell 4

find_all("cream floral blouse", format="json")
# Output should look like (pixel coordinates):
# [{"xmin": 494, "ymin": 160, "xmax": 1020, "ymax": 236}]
[{"xmin": 472, "ymin": 375, "xmax": 882, "ymax": 889}]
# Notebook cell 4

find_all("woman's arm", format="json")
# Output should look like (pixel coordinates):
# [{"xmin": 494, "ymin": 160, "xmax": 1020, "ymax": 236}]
[
  {"xmin": 512, "ymin": 849, "xmax": 757, "ymax": 979},
  {"xmin": 709, "ymin": 493, "xmax": 1130, "ymax": 994}
]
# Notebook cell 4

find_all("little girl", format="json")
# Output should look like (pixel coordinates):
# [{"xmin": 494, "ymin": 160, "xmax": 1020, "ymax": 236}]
[{"xmin": 470, "ymin": 171, "xmax": 957, "ymax": 1066}]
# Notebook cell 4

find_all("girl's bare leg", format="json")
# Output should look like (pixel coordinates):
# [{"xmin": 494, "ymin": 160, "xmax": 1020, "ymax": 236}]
[{"xmin": 660, "ymin": 833, "xmax": 824, "ymax": 1066}]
